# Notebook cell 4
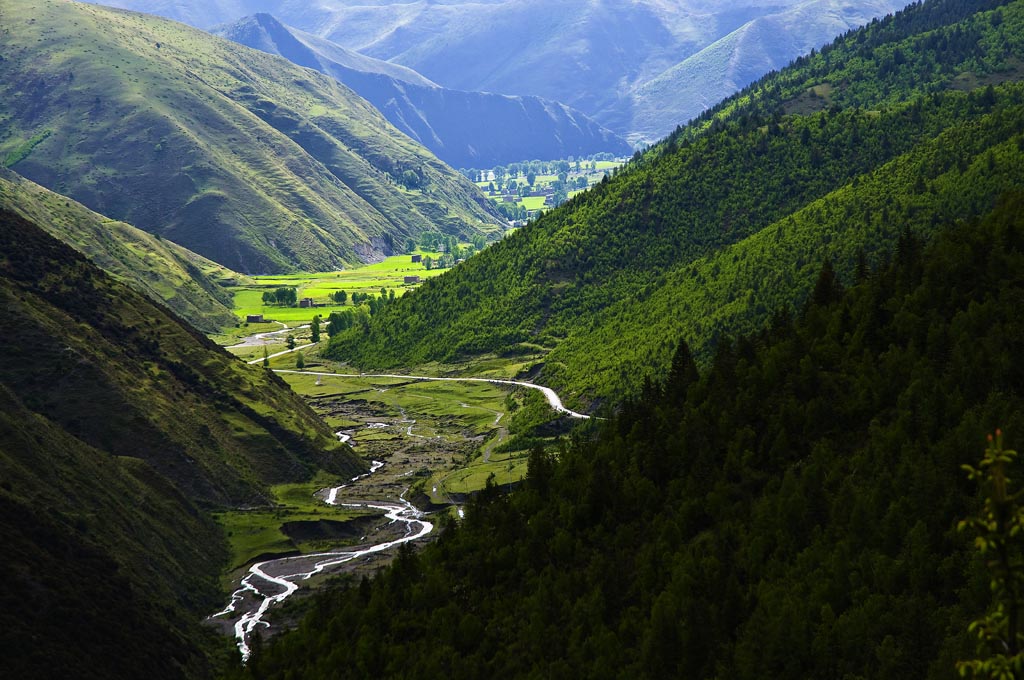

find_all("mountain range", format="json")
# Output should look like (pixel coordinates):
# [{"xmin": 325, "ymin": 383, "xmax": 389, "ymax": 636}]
[
  {"xmin": 4, "ymin": 0, "xmax": 1024, "ymax": 678},
  {"xmin": 231, "ymin": 2, "xmax": 1024, "ymax": 678},
  {"xmin": 212, "ymin": 14, "xmax": 632, "ymax": 168},
  {"xmin": 94, "ymin": 0, "xmax": 907, "ymax": 143},
  {"xmin": 0, "ymin": 0, "xmax": 502, "ymax": 274}
]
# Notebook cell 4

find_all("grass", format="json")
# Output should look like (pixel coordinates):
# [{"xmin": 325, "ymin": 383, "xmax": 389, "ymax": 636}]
[
  {"xmin": 0, "ymin": 0, "xmax": 501, "ymax": 275},
  {"xmin": 271, "ymin": 351, "xmax": 570, "ymax": 501},
  {"xmin": 277, "ymin": 369, "xmax": 509, "ymax": 444},
  {"xmin": 226, "ymin": 252, "xmax": 450, "ymax": 325},
  {"xmin": 212, "ymin": 474, "xmax": 370, "ymax": 570}
]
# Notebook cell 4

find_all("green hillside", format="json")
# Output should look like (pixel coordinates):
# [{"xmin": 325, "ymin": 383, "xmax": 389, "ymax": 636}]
[
  {"xmin": 0, "ymin": 0, "xmax": 502, "ymax": 274},
  {"xmin": 327, "ymin": 0, "xmax": 1024, "ymax": 408},
  {"xmin": 237, "ymin": 189, "xmax": 1024, "ymax": 680},
  {"xmin": 0, "ymin": 168, "xmax": 237, "ymax": 332},
  {"xmin": 0, "ymin": 206, "xmax": 365, "ymax": 676}
]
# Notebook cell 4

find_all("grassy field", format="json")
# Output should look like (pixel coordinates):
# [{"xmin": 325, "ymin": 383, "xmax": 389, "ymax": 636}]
[
  {"xmin": 213, "ymin": 474, "xmax": 371, "ymax": 571},
  {"xmin": 226, "ymin": 251, "xmax": 447, "ymax": 326},
  {"xmin": 277, "ymin": 369, "xmax": 508, "ymax": 444},
  {"xmin": 272, "ymin": 357, "xmax": 550, "ymax": 501}
]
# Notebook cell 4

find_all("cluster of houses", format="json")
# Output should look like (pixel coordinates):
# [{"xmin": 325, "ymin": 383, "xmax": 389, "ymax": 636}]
[
  {"xmin": 499, "ymin": 186, "xmax": 557, "ymax": 206},
  {"xmin": 246, "ymin": 259, "xmax": 429, "ymax": 323}
]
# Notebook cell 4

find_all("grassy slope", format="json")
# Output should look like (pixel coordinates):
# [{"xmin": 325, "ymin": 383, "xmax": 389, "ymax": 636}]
[
  {"xmin": 0, "ymin": 167, "xmax": 238, "ymax": 333},
  {"xmin": 0, "ymin": 0, "xmax": 502, "ymax": 274},
  {"xmin": 0, "ymin": 389, "xmax": 227, "ymax": 679},
  {"xmin": 0, "ymin": 206, "xmax": 367, "ymax": 677},
  {"xmin": 327, "ymin": 0, "xmax": 1024, "ymax": 408},
  {"xmin": 0, "ymin": 207, "xmax": 365, "ymax": 504}
]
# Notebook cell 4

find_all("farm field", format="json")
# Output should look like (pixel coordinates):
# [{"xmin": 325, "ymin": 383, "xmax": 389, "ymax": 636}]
[
  {"xmin": 224, "ymin": 251, "xmax": 446, "ymax": 327},
  {"xmin": 470, "ymin": 156, "xmax": 626, "ymax": 219}
]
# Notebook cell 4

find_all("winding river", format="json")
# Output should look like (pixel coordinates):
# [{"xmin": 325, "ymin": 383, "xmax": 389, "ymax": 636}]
[
  {"xmin": 211, "ymin": 365, "xmax": 588, "ymax": 661},
  {"xmin": 212, "ymin": 484, "xmax": 431, "ymax": 663}
]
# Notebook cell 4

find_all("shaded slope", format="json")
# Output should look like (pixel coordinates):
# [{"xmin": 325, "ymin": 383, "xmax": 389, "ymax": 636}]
[
  {"xmin": 215, "ymin": 14, "xmax": 632, "ymax": 168},
  {"xmin": 0, "ymin": 207, "xmax": 362, "ymax": 677},
  {"xmin": 0, "ymin": 391, "xmax": 226, "ymax": 679},
  {"xmin": 0, "ymin": 168, "xmax": 237, "ymax": 333},
  {"xmin": 239, "ymin": 191, "xmax": 1024, "ymax": 680},
  {"xmin": 326, "ymin": 0, "xmax": 1024, "ymax": 408},
  {"xmin": 0, "ymin": 0, "xmax": 501, "ymax": 274},
  {"xmin": 0, "ymin": 207, "xmax": 362, "ymax": 505}
]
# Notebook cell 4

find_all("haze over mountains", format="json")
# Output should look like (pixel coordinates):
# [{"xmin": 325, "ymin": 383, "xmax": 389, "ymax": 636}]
[
  {"xmin": 213, "ymin": 13, "xmax": 632, "ymax": 168},
  {"xmin": 0, "ymin": 0, "xmax": 501, "ymax": 275},
  {"xmin": 96, "ymin": 0, "xmax": 906, "ymax": 143}
]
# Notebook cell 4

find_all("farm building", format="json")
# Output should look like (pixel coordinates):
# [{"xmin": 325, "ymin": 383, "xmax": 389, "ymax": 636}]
[
  {"xmin": 298, "ymin": 298, "xmax": 315, "ymax": 308},
  {"xmin": 411, "ymin": 254, "xmax": 422, "ymax": 263},
  {"xmin": 246, "ymin": 314, "xmax": 264, "ymax": 323},
  {"xmin": 404, "ymin": 275, "xmax": 421, "ymax": 284}
]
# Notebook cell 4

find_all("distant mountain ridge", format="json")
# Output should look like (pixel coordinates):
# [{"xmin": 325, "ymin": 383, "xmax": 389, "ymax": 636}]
[
  {"xmin": 95, "ymin": 0, "xmax": 907, "ymax": 143},
  {"xmin": 213, "ymin": 14, "xmax": 632, "ymax": 167},
  {"xmin": 0, "ymin": 0, "xmax": 502, "ymax": 274}
]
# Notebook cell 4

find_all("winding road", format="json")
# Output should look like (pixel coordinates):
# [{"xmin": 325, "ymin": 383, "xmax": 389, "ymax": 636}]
[{"xmin": 274, "ymin": 370, "xmax": 591, "ymax": 419}]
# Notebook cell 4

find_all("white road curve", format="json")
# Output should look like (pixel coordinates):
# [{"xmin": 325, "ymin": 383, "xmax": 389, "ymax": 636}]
[
  {"xmin": 212, "ymin": 486, "xmax": 430, "ymax": 663},
  {"xmin": 228, "ymin": 322, "xmax": 308, "ymax": 348},
  {"xmin": 273, "ymin": 370, "xmax": 590, "ymax": 419},
  {"xmin": 247, "ymin": 342, "xmax": 318, "ymax": 365}
]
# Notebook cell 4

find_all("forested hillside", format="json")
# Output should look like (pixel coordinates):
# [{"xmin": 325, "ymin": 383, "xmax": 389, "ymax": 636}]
[
  {"xmin": 0, "ymin": 208, "xmax": 363, "ymax": 677},
  {"xmin": 327, "ymin": 0, "xmax": 1024, "ymax": 408},
  {"xmin": 238, "ymin": 191, "xmax": 1024, "ymax": 680},
  {"xmin": 0, "ymin": 0, "xmax": 501, "ymax": 274}
]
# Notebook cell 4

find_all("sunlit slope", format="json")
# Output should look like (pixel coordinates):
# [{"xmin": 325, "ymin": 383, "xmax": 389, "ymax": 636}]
[
  {"xmin": 0, "ymin": 168, "xmax": 237, "ymax": 332},
  {"xmin": 326, "ymin": 0, "xmax": 1024, "ymax": 408},
  {"xmin": 0, "ymin": 0, "xmax": 502, "ymax": 274}
]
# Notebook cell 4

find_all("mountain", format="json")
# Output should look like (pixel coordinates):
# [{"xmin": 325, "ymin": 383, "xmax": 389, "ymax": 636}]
[
  {"xmin": 0, "ymin": 168, "xmax": 237, "ymax": 333},
  {"xmin": 236, "ymin": 192, "xmax": 1024, "ymax": 679},
  {"xmin": 213, "ymin": 14, "xmax": 632, "ymax": 168},
  {"xmin": 0, "ymin": 206, "xmax": 363, "ymax": 677},
  {"xmin": 620, "ymin": 0, "xmax": 905, "ymax": 142},
  {"xmin": 100, "ymin": 1, "xmax": 907, "ymax": 142},
  {"xmin": 326, "ymin": 0, "xmax": 1024, "ymax": 408},
  {"xmin": 0, "ymin": 0, "xmax": 502, "ymax": 274}
]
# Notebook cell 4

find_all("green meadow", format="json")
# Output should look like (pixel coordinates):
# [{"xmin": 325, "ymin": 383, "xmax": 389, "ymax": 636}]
[
  {"xmin": 226, "ymin": 252, "xmax": 446, "ymax": 326},
  {"xmin": 277, "ymin": 370, "xmax": 508, "ymax": 444},
  {"xmin": 212, "ymin": 475, "xmax": 370, "ymax": 572}
]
